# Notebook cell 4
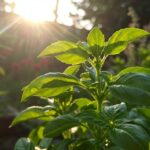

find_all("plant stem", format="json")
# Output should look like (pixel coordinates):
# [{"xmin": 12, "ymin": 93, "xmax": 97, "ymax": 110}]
[{"xmin": 95, "ymin": 57, "xmax": 103, "ymax": 112}]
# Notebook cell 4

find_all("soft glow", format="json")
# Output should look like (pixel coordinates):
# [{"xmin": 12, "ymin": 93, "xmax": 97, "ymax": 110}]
[
  {"xmin": 13, "ymin": 0, "xmax": 56, "ymax": 22},
  {"xmin": 5, "ymin": 0, "xmax": 90, "ymax": 28}
]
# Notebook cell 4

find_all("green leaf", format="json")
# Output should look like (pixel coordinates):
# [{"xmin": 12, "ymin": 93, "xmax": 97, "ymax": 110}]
[
  {"xmin": 14, "ymin": 138, "xmax": 35, "ymax": 150},
  {"xmin": 110, "ymin": 124, "xmax": 149, "ymax": 150},
  {"xmin": 75, "ymin": 138, "xmax": 96, "ymax": 150},
  {"xmin": 22, "ymin": 72, "xmax": 82, "ymax": 102},
  {"xmin": 0, "ymin": 67, "xmax": 5, "ymax": 76},
  {"xmin": 44, "ymin": 114, "xmax": 80, "ymax": 137},
  {"xmin": 38, "ymin": 41, "xmax": 78, "ymax": 57},
  {"xmin": 55, "ymin": 48, "xmax": 88, "ymax": 65},
  {"xmin": 39, "ymin": 138, "xmax": 52, "ymax": 149},
  {"xmin": 74, "ymin": 98, "xmax": 92, "ymax": 110},
  {"xmin": 10, "ymin": 106, "xmax": 54, "ymax": 127},
  {"xmin": 138, "ymin": 108, "xmax": 150, "ymax": 119},
  {"xmin": 104, "ymin": 28, "xmax": 149, "ymax": 55},
  {"xmin": 103, "ymin": 103, "xmax": 127, "ymax": 119},
  {"xmin": 110, "ymin": 73, "xmax": 150, "ymax": 105},
  {"xmin": 109, "ymin": 85, "xmax": 150, "ymax": 105},
  {"xmin": 55, "ymin": 139, "xmax": 74, "ymax": 150},
  {"xmin": 64, "ymin": 65, "xmax": 80, "ymax": 75},
  {"xmin": 28, "ymin": 128, "xmax": 40, "ymax": 145},
  {"xmin": 114, "ymin": 67, "xmax": 150, "ymax": 80},
  {"xmin": 87, "ymin": 27, "xmax": 105, "ymax": 56},
  {"xmin": 38, "ymin": 41, "xmax": 89, "ymax": 65}
]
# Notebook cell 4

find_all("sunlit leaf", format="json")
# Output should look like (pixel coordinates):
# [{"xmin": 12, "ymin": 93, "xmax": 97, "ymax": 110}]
[
  {"xmin": 21, "ymin": 72, "xmax": 82, "ymax": 102},
  {"xmin": 64, "ymin": 65, "xmax": 80, "ymax": 75},
  {"xmin": 55, "ymin": 48, "xmax": 88, "ymax": 65},
  {"xmin": 10, "ymin": 106, "xmax": 54, "ymax": 127},
  {"xmin": 39, "ymin": 41, "xmax": 89, "ymax": 65},
  {"xmin": 74, "ymin": 98, "xmax": 92, "ymax": 109},
  {"xmin": 87, "ymin": 27, "xmax": 105, "ymax": 56},
  {"xmin": 104, "ymin": 28, "xmax": 149, "ymax": 55},
  {"xmin": 38, "ymin": 41, "xmax": 78, "ymax": 57}
]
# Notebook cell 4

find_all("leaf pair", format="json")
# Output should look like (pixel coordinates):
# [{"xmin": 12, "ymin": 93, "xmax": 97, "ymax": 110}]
[{"xmin": 87, "ymin": 27, "xmax": 149, "ymax": 57}]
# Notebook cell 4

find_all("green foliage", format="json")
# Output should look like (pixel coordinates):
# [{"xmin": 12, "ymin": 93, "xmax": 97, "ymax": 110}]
[
  {"xmin": 104, "ymin": 28, "xmax": 149, "ymax": 55},
  {"xmin": 87, "ymin": 27, "xmax": 105, "ymax": 56},
  {"xmin": 12, "ymin": 27, "xmax": 150, "ymax": 150},
  {"xmin": 14, "ymin": 138, "xmax": 34, "ymax": 150}
]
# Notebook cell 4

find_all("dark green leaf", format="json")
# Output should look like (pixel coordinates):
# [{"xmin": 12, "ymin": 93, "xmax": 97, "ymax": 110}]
[
  {"xmin": 39, "ymin": 138, "xmax": 52, "ymax": 149},
  {"xmin": 55, "ymin": 139, "xmax": 74, "ymax": 150},
  {"xmin": 104, "ymin": 28, "xmax": 149, "ymax": 55},
  {"xmin": 110, "ymin": 124, "xmax": 149, "ymax": 150},
  {"xmin": 44, "ymin": 114, "xmax": 80, "ymax": 137},
  {"xmin": 87, "ymin": 27, "xmax": 105, "ymax": 56},
  {"xmin": 110, "ymin": 85, "xmax": 150, "ymax": 105},
  {"xmin": 75, "ymin": 138, "xmax": 96, "ymax": 150},
  {"xmin": 114, "ymin": 67, "xmax": 150, "ymax": 80},
  {"xmin": 110, "ymin": 73, "xmax": 150, "ymax": 105},
  {"xmin": 14, "ymin": 138, "xmax": 35, "ymax": 150},
  {"xmin": 103, "ymin": 103, "xmax": 127, "ymax": 119}
]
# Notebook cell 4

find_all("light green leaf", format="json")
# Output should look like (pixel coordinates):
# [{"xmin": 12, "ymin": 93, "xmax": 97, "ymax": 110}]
[
  {"xmin": 64, "ymin": 65, "xmax": 80, "ymax": 75},
  {"xmin": 10, "ymin": 106, "xmax": 54, "ymax": 127},
  {"xmin": 38, "ymin": 41, "xmax": 78, "ymax": 57},
  {"xmin": 44, "ymin": 114, "xmax": 79, "ymax": 137},
  {"xmin": 55, "ymin": 48, "xmax": 88, "ymax": 65},
  {"xmin": 138, "ymin": 108, "xmax": 150, "ymax": 119},
  {"xmin": 14, "ymin": 138, "xmax": 35, "ymax": 150},
  {"xmin": 74, "ymin": 98, "xmax": 92, "ymax": 109},
  {"xmin": 87, "ymin": 27, "xmax": 105, "ymax": 56},
  {"xmin": 22, "ymin": 72, "xmax": 82, "ymax": 102},
  {"xmin": 104, "ymin": 28, "xmax": 149, "ymax": 55},
  {"xmin": 0, "ymin": 67, "xmax": 5, "ymax": 76},
  {"xmin": 38, "ymin": 41, "xmax": 89, "ymax": 65}
]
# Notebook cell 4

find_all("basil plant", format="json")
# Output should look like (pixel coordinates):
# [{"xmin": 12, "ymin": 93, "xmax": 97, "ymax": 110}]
[{"xmin": 11, "ymin": 27, "xmax": 150, "ymax": 150}]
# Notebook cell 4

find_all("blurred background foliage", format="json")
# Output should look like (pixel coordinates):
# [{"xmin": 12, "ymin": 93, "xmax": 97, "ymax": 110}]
[{"xmin": 0, "ymin": 0, "xmax": 150, "ymax": 149}]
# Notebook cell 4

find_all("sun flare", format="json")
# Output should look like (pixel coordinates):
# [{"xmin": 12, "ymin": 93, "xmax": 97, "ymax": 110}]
[{"xmin": 13, "ymin": 0, "xmax": 56, "ymax": 22}]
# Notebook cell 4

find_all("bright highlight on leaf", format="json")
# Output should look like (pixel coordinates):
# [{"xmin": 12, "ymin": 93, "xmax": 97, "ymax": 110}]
[
  {"xmin": 38, "ymin": 41, "xmax": 89, "ymax": 65},
  {"xmin": 87, "ymin": 27, "xmax": 105, "ymax": 56},
  {"xmin": 21, "ymin": 72, "xmax": 82, "ymax": 102},
  {"xmin": 104, "ymin": 28, "xmax": 149, "ymax": 55}
]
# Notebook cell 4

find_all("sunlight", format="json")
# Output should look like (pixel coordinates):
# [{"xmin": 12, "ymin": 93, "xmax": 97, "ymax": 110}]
[
  {"xmin": 13, "ymin": 0, "xmax": 56, "ymax": 22},
  {"xmin": 5, "ymin": 0, "xmax": 81, "ymax": 26}
]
